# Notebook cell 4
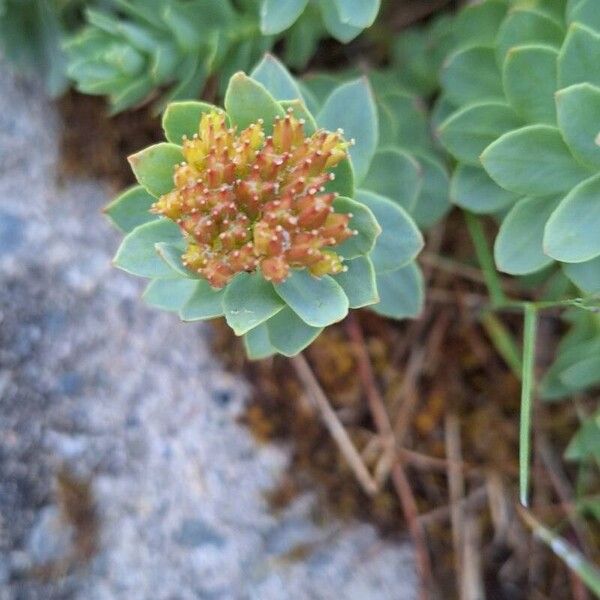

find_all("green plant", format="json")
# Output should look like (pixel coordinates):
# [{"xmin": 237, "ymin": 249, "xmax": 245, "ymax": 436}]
[
  {"xmin": 259, "ymin": 0, "xmax": 381, "ymax": 69},
  {"xmin": 437, "ymin": 0, "xmax": 600, "ymax": 293},
  {"xmin": 0, "ymin": 0, "xmax": 86, "ymax": 96},
  {"xmin": 65, "ymin": 0, "xmax": 271, "ymax": 113},
  {"xmin": 106, "ymin": 57, "xmax": 423, "ymax": 358}
]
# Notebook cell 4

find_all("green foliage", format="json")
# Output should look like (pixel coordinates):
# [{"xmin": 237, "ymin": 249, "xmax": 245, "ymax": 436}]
[
  {"xmin": 66, "ymin": 0, "xmax": 270, "ymax": 113},
  {"xmin": 437, "ymin": 0, "xmax": 600, "ymax": 293},
  {"xmin": 108, "ymin": 64, "xmax": 424, "ymax": 358},
  {"xmin": 260, "ymin": 0, "xmax": 380, "ymax": 45},
  {"xmin": 0, "ymin": 0, "xmax": 86, "ymax": 96}
]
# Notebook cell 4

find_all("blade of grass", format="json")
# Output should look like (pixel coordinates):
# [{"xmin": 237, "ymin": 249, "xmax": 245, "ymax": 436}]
[
  {"xmin": 464, "ymin": 211, "xmax": 507, "ymax": 308},
  {"xmin": 520, "ymin": 302, "xmax": 538, "ymax": 507},
  {"xmin": 519, "ymin": 507, "xmax": 600, "ymax": 597},
  {"xmin": 480, "ymin": 311, "xmax": 522, "ymax": 379}
]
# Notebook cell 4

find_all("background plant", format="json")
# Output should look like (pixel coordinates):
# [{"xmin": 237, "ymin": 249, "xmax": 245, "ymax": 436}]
[
  {"xmin": 260, "ymin": 0, "xmax": 381, "ymax": 68},
  {"xmin": 65, "ymin": 0, "xmax": 273, "ymax": 113},
  {"xmin": 0, "ymin": 0, "xmax": 88, "ymax": 96},
  {"xmin": 437, "ymin": 0, "xmax": 599, "ymax": 293}
]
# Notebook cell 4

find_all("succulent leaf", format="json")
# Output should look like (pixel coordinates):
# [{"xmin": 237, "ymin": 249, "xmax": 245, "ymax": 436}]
[
  {"xmin": 317, "ymin": 78, "xmax": 379, "ymax": 182},
  {"xmin": 333, "ymin": 256, "xmax": 379, "ymax": 308},
  {"xmin": 105, "ymin": 185, "xmax": 159, "ymax": 233},
  {"xmin": 179, "ymin": 280, "xmax": 225, "ymax": 321},
  {"xmin": 143, "ymin": 278, "xmax": 198, "ymax": 312},
  {"xmin": 494, "ymin": 195, "xmax": 561, "ymax": 275},
  {"xmin": 362, "ymin": 148, "xmax": 422, "ymax": 212},
  {"xmin": 266, "ymin": 306, "xmax": 323, "ymax": 356},
  {"xmin": 223, "ymin": 272, "xmax": 286, "ymax": 335},
  {"xmin": 356, "ymin": 190, "xmax": 424, "ymax": 274},
  {"xmin": 370, "ymin": 262, "xmax": 424, "ymax": 320},
  {"xmin": 243, "ymin": 323, "xmax": 277, "ymax": 360},
  {"xmin": 274, "ymin": 269, "xmax": 349, "ymax": 327}
]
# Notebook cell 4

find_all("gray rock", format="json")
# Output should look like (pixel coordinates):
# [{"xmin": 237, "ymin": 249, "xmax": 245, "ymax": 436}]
[
  {"xmin": 0, "ymin": 211, "xmax": 24, "ymax": 255},
  {"xmin": 0, "ymin": 63, "xmax": 417, "ymax": 600},
  {"xmin": 26, "ymin": 507, "xmax": 75, "ymax": 568}
]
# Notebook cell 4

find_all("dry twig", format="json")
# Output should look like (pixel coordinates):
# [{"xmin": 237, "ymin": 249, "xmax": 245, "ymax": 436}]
[
  {"xmin": 291, "ymin": 354, "xmax": 378, "ymax": 496},
  {"xmin": 445, "ymin": 413, "xmax": 466, "ymax": 598},
  {"xmin": 346, "ymin": 314, "xmax": 434, "ymax": 600}
]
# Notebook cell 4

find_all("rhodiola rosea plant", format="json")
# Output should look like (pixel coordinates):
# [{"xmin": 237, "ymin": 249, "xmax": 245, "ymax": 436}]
[
  {"xmin": 437, "ymin": 0, "xmax": 599, "ymax": 292},
  {"xmin": 106, "ymin": 58, "xmax": 423, "ymax": 358},
  {"xmin": 66, "ymin": 0, "xmax": 272, "ymax": 113},
  {"xmin": 259, "ymin": 0, "xmax": 381, "ymax": 68},
  {"xmin": 0, "ymin": 0, "xmax": 86, "ymax": 96}
]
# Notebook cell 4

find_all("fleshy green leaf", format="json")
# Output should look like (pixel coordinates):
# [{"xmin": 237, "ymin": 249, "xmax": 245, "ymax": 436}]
[
  {"xmin": 325, "ymin": 157, "xmax": 354, "ymax": 197},
  {"xmin": 243, "ymin": 324, "xmax": 277, "ymax": 360},
  {"xmin": 544, "ymin": 174, "xmax": 600, "ymax": 263},
  {"xmin": 142, "ymin": 278, "xmax": 198, "ymax": 312},
  {"xmin": 431, "ymin": 94, "xmax": 458, "ymax": 131},
  {"xmin": 114, "ymin": 219, "xmax": 183, "ymax": 279},
  {"xmin": 250, "ymin": 53, "xmax": 304, "ymax": 101},
  {"xmin": 317, "ymin": 78, "xmax": 379, "ymax": 183},
  {"xmin": 562, "ymin": 360, "xmax": 600, "ymax": 393},
  {"xmin": 563, "ymin": 257, "xmax": 600, "ymax": 294},
  {"xmin": 362, "ymin": 148, "xmax": 422, "ymax": 212},
  {"xmin": 377, "ymin": 101, "xmax": 400, "ymax": 147},
  {"xmin": 179, "ymin": 280, "xmax": 225, "ymax": 321},
  {"xmin": 332, "ymin": 0, "xmax": 380, "ymax": 28},
  {"xmin": 542, "ymin": 335, "xmax": 600, "ymax": 400},
  {"xmin": 333, "ymin": 256, "xmax": 378, "ymax": 308},
  {"xmin": 128, "ymin": 143, "xmax": 182, "ymax": 198},
  {"xmin": 503, "ymin": 44, "xmax": 558, "ymax": 125},
  {"xmin": 494, "ymin": 195, "xmax": 561, "ymax": 275},
  {"xmin": 496, "ymin": 8, "xmax": 564, "ymax": 64},
  {"xmin": 568, "ymin": 0, "xmax": 600, "ymax": 31},
  {"xmin": 439, "ymin": 102, "xmax": 523, "ymax": 165},
  {"xmin": 260, "ymin": 0, "xmax": 308, "ymax": 34},
  {"xmin": 333, "ymin": 196, "xmax": 381, "ymax": 259},
  {"xmin": 356, "ymin": 190, "xmax": 423, "ymax": 273},
  {"xmin": 104, "ymin": 185, "xmax": 158, "ymax": 233},
  {"xmin": 266, "ymin": 307, "xmax": 323, "ymax": 356},
  {"xmin": 155, "ymin": 242, "xmax": 195, "ymax": 278},
  {"xmin": 379, "ymin": 92, "xmax": 429, "ymax": 151},
  {"xmin": 274, "ymin": 270, "xmax": 349, "ymax": 327},
  {"xmin": 411, "ymin": 153, "xmax": 451, "ymax": 229},
  {"xmin": 301, "ymin": 73, "xmax": 340, "ymax": 107},
  {"xmin": 162, "ymin": 101, "xmax": 224, "ymax": 145},
  {"xmin": 565, "ymin": 415, "xmax": 600, "ymax": 459},
  {"xmin": 370, "ymin": 262, "xmax": 424, "ymax": 320},
  {"xmin": 224, "ymin": 72, "xmax": 285, "ymax": 135},
  {"xmin": 481, "ymin": 125, "xmax": 592, "ymax": 196},
  {"xmin": 223, "ymin": 272, "xmax": 285, "ymax": 335},
  {"xmin": 558, "ymin": 23, "xmax": 600, "ymax": 89},
  {"xmin": 441, "ymin": 46, "xmax": 503, "ymax": 106},
  {"xmin": 319, "ymin": 0, "xmax": 363, "ymax": 42},
  {"xmin": 450, "ymin": 164, "xmax": 519, "ymax": 213},
  {"xmin": 556, "ymin": 83, "xmax": 600, "ymax": 169},
  {"xmin": 451, "ymin": 0, "xmax": 508, "ymax": 48}
]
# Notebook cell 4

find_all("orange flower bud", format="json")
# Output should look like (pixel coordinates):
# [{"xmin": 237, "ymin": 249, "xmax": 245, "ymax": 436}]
[{"xmin": 153, "ymin": 109, "xmax": 353, "ymax": 288}]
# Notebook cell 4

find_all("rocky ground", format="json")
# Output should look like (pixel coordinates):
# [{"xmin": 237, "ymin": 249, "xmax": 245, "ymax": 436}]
[{"xmin": 0, "ymin": 64, "xmax": 416, "ymax": 600}]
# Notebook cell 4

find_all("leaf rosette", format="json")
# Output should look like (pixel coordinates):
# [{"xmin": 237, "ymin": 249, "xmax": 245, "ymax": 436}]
[
  {"xmin": 436, "ymin": 0, "xmax": 600, "ymax": 294},
  {"xmin": 107, "ymin": 60, "xmax": 424, "ymax": 358},
  {"xmin": 65, "ymin": 0, "xmax": 269, "ymax": 113}
]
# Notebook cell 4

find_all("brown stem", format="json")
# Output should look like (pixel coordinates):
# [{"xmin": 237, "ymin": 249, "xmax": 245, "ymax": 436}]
[
  {"xmin": 291, "ymin": 354, "xmax": 378, "ymax": 496},
  {"xmin": 345, "ymin": 313, "xmax": 433, "ymax": 600}
]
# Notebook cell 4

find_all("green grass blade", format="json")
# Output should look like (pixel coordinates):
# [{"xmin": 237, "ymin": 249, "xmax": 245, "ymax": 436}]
[
  {"xmin": 520, "ymin": 508, "xmax": 600, "ymax": 597},
  {"xmin": 520, "ymin": 303, "xmax": 538, "ymax": 506}
]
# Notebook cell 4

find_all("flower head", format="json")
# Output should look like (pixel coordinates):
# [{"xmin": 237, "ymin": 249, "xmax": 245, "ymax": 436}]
[{"xmin": 152, "ymin": 108, "xmax": 354, "ymax": 288}]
